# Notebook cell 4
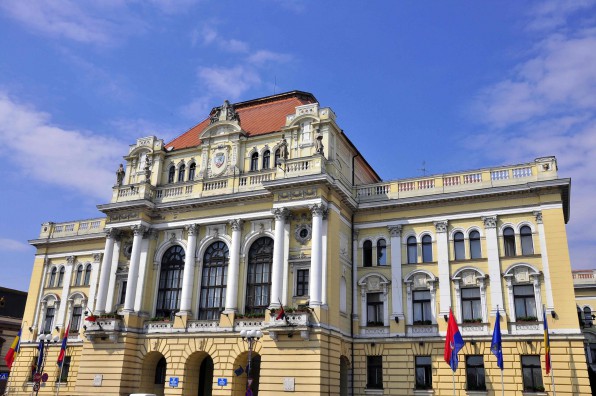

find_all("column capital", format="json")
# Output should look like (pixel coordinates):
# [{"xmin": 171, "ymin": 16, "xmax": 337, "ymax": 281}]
[
  {"xmin": 388, "ymin": 225, "xmax": 402, "ymax": 237},
  {"xmin": 105, "ymin": 228, "xmax": 120, "ymax": 239},
  {"xmin": 272, "ymin": 207, "xmax": 290, "ymax": 220},
  {"xmin": 66, "ymin": 255, "xmax": 76, "ymax": 265},
  {"xmin": 44, "ymin": 257, "xmax": 51, "ymax": 267},
  {"xmin": 93, "ymin": 253, "xmax": 102, "ymax": 263},
  {"xmin": 533, "ymin": 211, "xmax": 543, "ymax": 224},
  {"xmin": 131, "ymin": 225, "xmax": 147, "ymax": 236},
  {"xmin": 185, "ymin": 224, "xmax": 200, "ymax": 236},
  {"xmin": 352, "ymin": 230, "xmax": 359, "ymax": 241},
  {"xmin": 481, "ymin": 215, "xmax": 497, "ymax": 229},
  {"xmin": 228, "ymin": 219, "xmax": 244, "ymax": 232},
  {"xmin": 433, "ymin": 221, "xmax": 448, "ymax": 233},
  {"xmin": 309, "ymin": 203, "xmax": 327, "ymax": 217}
]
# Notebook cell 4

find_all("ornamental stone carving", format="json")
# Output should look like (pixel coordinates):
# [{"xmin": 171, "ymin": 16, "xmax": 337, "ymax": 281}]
[
  {"xmin": 210, "ymin": 100, "xmax": 240, "ymax": 124},
  {"xmin": 93, "ymin": 253, "xmax": 102, "ymax": 262},
  {"xmin": 272, "ymin": 207, "xmax": 290, "ymax": 221},
  {"xmin": 132, "ymin": 225, "xmax": 147, "ymax": 236},
  {"xmin": 186, "ymin": 224, "xmax": 200, "ymax": 236},
  {"xmin": 309, "ymin": 203, "xmax": 327, "ymax": 217},
  {"xmin": 481, "ymin": 216, "xmax": 497, "ymax": 229},
  {"xmin": 533, "ymin": 211, "xmax": 543, "ymax": 224},
  {"xmin": 228, "ymin": 219, "xmax": 243, "ymax": 232},
  {"xmin": 294, "ymin": 224, "xmax": 312, "ymax": 245},
  {"xmin": 66, "ymin": 255, "xmax": 76, "ymax": 265},
  {"xmin": 388, "ymin": 225, "xmax": 402, "ymax": 237},
  {"xmin": 434, "ymin": 221, "xmax": 448, "ymax": 233},
  {"xmin": 105, "ymin": 228, "xmax": 120, "ymax": 239}
]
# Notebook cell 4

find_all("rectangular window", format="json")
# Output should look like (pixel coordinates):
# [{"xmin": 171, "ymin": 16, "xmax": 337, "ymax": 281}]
[
  {"xmin": 514, "ymin": 285, "xmax": 537, "ymax": 320},
  {"xmin": 118, "ymin": 281, "xmax": 127, "ymax": 305},
  {"xmin": 57, "ymin": 357, "xmax": 71, "ymax": 383},
  {"xmin": 415, "ymin": 356, "xmax": 432, "ymax": 389},
  {"xmin": 43, "ymin": 307, "xmax": 55, "ymax": 334},
  {"xmin": 466, "ymin": 355, "xmax": 486, "ymax": 391},
  {"xmin": 296, "ymin": 269, "xmax": 309, "ymax": 297},
  {"xmin": 521, "ymin": 355, "xmax": 544, "ymax": 392},
  {"xmin": 70, "ymin": 306, "xmax": 82, "ymax": 334},
  {"xmin": 461, "ymin": 288, "xmax": 482, "ymax": 322},
  {"xmin": 413, "ymin": 290, "xmax": 432, "ymax": 324},
  {"xmin": 367, "ymin": 355, "xmax": 383, "ymax": 389},
  {"xmin": 367, "ymin": 293, "xmax": 383, "ymax": 326}
]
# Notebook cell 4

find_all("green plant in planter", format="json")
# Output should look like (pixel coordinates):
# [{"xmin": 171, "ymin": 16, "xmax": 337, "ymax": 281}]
[
  {"xmin": 148, "ymin": 316, "xmax": 166, "ymax": 322},
  {"xmin": 413, "ymin": 320, "xmax": 432, "ymax": 325},
  {"xmin": 517, "ymin": 316, "xmax": 538, "ymax": 322},
  {"xmin": 463, "ymin": 318, "xmax": 483, "ymax": 324},
  {"xmin": 367, "ymin": 320, "xmax": 384, "ymax": 327}
]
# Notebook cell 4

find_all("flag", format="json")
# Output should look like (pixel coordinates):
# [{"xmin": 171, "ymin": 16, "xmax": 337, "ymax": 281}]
[
  {"xmin": 275, "ymin": 304, "xmax": 286, "ymax": 321},
  {"xmin": 444, "ymin": 308, "xmax": 465, "ymax": 371},
  {"xmin": 543, "ymin": 308, "xmax": 551, "ymax": 375},
  {"xmin": 36, "ymin": 339, "xmax": 45, "ymax": 373},
  {"xmin": 3, "ymin": 328, "xmax": 21, "ymax": 369},
  {"xmin": 491, "ymin": 310, "xmax": 504, "ymax": 370},
  {"xmin": 85, "ymin": 314, "xmax": 97, "ymax": 323},
  {"xmin": 57, "ymin": 321, "xmax": 70, "ymax": 367},
  {"xmin": 234, "ymin": 365, "xmax": 244, "ymax": 376}
]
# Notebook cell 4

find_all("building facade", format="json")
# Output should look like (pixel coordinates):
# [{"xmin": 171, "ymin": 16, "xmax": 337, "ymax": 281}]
[
  {"xmin": 573, "ymin": 270, "xmax": 596, "ymax": 394},
  {"xmin": 7, "ymin": 91, "xmax": 590, "ymax": 395},
  {"xmin": 0, "ymin": 287, "xmax": 27, "ymax": 395}
]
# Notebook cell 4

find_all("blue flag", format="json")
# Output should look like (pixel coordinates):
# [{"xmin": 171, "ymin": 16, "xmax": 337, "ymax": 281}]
[
  {"xmin": 491, "ymin": 310, "xmax": 504, "ymax": 370},
  {"xmin": 36, "ymin": 339, "xmax": 45, "ymax": 373}
]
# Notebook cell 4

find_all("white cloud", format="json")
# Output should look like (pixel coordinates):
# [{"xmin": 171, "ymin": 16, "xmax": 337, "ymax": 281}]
[
  {"xmin": 247, "ymin": 50, "xmax": 292, "ymax": 66},
  {"xmin": 198, "ymin": 65, "xmax": 261, "ymax": 100},
  {"xmin": 191, "ymin": 25, "xmax": 249, "ymax": 53},
  {"xmin": 0, "ymin": 92, "xmax": 125, "ymax": 200},
  {"xmin": 0, "ymin": 238, "xmax": 31, "ymax": 252},
  {"xmin": 470, "ymin": 2, "xmax": 596, "ymax": 267}
]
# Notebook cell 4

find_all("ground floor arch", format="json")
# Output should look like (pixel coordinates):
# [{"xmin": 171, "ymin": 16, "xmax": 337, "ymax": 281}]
[
  {"xmin": 139, "ymin": 351, "xmax": 166, "ymax": 396},
  {"xmin": 231, "ymin": 351, "xmax": 261, "ymax": 396},
  {"xmin": 183, "ymin": 351, "xmax": 214, "ymax": 396}
]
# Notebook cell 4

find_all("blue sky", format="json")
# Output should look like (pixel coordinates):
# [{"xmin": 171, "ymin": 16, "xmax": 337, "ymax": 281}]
[{"xmin": 0, "ymin": 0, "xmax": 595, "ymax": 292}]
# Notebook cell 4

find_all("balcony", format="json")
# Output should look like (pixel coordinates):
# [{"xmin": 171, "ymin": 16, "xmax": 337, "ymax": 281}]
[
  {"xmin": 84, "ymin": 318, "xmax": 122, "ymax": 343},
  {"xmin": 406, "ymin": 323, "xmax": 439, "ymax": 337},
  {"xmin": 355, "ymin": 157, "xmax": 558, "ymax": 203}
]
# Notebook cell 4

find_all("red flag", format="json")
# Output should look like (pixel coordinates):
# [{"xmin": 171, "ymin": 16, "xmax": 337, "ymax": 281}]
[
  {"xmin": 57, "ymin": 321, "xmax": 70, "ymax": 367},
  {"xmin": 543, "ymin": 308, "xmax": 551, "ymax": 374},
  {"xmin": 276, "ymin": 305, "xmax": 286, "ymax": 321},
  {"xmin": 85, "ymin": 314, "xmax": 97, "ymax": 322},
  {"xmin": 4, "ymin": 328, "xmax": 21, "ymax": 369},
  {"xmin": 444, "ymin": 309, "xmax": 465, "ymax": 371}
]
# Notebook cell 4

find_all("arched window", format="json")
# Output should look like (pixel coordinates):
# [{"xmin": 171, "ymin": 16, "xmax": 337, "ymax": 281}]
[
  {"xmin": 74, "ymin": 265, "xmax": 83, "ymax": 286},
  {"xmin": 57, "ymin": 267, "xmax": 65, "ymax": 287},
  {"xmin": 469, "ymin": 230, "xmax": 481, "ymax": 259},
  {"xmin": 584, "ymin": 307, "xmax": 593, "ymax": 326},
  {"xmin": 453, "ymin": 232, "xmax": 465, "ymax": 260},
  {"xmin": 274, "ymin": 149, "xmax": 281, "ymax": 166},
  {"xmin": 83, "ymin": 264, "xmax": 92, "ymax": 286},
  {"xmin": 421, "ymin": 235, "xmax": 433, "ymax": 263},
  {"xmin": 156, "ymin": 245, "xmax": 185, "ymax": 319},
  {"xmin": 198, "ymin": 356, "xmax": 214, "ymax": 396},
  {"xmin": 363, "ymin": 240, "xmax": 373, "ymax": 267},
  {"xmin": 199, "ymin": 241, "xmax": 229, "ymax": 320},
  {"xmin": 155, "ymin": 357, "xmax": 167, "ymax": 385},
  {"xmin": 246, "ymin": 237, "xmax": 274, "ymax": 315},
  {"xmin": 250, "ymin": 152, "xmax": 259, "ymax": 171},
  {"xmin": 168, "ymin": 165, "xmax": 176, "ymax": 183},
  {"xmin": 262, "ymin": 150, "xmax": 270, "ymax": 169},
  {"xmin": 178, "ymin": 164, "xmax": 186, "ymax": 182},
  {"xmin": 49, "ymin": 267, "xmax": 57, "ymax": 287},
  {"xmin": 503, "ymin": 227, "xmax": 516, "ymax": 256},
  {"xmin": 520, "ymin": 226, "xmax": 534, "ymax": 255},
  {"xmin": 188, "ymin": 163, "xmax": 196, "ymax": 181},
  {"xmin": 377, "ymin": 239, "xmax": 387, "ymax": 266},
  {"xmin": 407, "ymin": 236, "xmax": 417, "ymax": 264}
]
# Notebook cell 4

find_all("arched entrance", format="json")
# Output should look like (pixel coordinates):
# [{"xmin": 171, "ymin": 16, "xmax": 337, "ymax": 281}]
[
  {"xmin": 139, "ymin": 352, "xmax": 166, "ymax": 396},
  {"xmin": 231, "ymin": 351, "xmax": 261, "ymax": 396},
  {"xmin": 183, "ymin": 352, "xmax": 214, "ymax": 396},
  {"xmin": 340, "ymin": 355, "xmax": 350, "ymax": 396}
]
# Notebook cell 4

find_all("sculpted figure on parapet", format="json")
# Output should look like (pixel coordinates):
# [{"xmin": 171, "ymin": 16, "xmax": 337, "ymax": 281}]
[
  {"xmin": 279, "ymin": 134, "xmax": 289, "ymax": 161},
  {"xmin": 209, "ymin": 100, "xmax": 240, "ymax": 124},
  {"xmin": 116, "ymin": 163, "xmax": 125, "ymax": 185}
]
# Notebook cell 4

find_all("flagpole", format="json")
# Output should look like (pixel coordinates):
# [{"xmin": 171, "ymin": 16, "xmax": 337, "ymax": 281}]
[
  {"xmin": 545, "ymin": 305, "xmax": 556, "ymax": 396},
  {"xmin": 501, "ymin": 369, "xmax": 504, "ymax": 396},
  {"xmin": 452, "ymin": 370, "xmax": 455, "ymax": 396},
  {"xmin": 56, "ymin": 359, "xmax": 65, "ymax": 396},
  {"xmin": 550, "ymin": 366, "xmax": 556, "ymax": 396}
]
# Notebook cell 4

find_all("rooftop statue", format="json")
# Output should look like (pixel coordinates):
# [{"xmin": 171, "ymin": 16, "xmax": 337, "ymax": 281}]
[{"xmin": 209, "ymin": 100, "xmax": 240, "ymax": 124}]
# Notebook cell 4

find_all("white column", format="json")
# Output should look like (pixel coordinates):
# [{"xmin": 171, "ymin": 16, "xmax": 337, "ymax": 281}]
[
  {"xmin": 360, "ymin": 289, "xmax": 367, "ymax": 328},
  {"xmin": 123, "ymin": 225, "xmax": 146, "ymax": 312},
  {"xmin": 309, "ymin": 204, "xmax": 325, "ymax": 307},
  {"xmin": 482, "ymin": 216, "xmax": 505, "ymax": 316},
  {"xmin": 352, "ymin": 231, "xmax": 359, "ymax": 322},
  {"xmin": 105, "ymin": 240, "xmax": 121, "ymax": 313},
  {"xmin": 94, "ymin": 229, "xmax": 119, "ymax": 314},
  {"xmin": 382, "ymin": 287, "xmax": 389, "ymax": 327},
  {"xmin": 86, "ymin": 253, "xmax": 102, "ymax": 313},
  {"xmin": 282, "ymin": 222, "xmax": 291, "ymax": 306},
  {"xmin": 134, "ymin": 231, "xmax": 153, "ymax": 312},
  {"xmin": 321, "ymin": 216, "xmax": 328, "ymax": 306},
  {"xmin": 224, "ymin": 220, "xmax": 242, "ymax": 313},
  {"xmin": 179, "ymin": 224, "xmax": 199, "ymax": 314},
  {"xmin": 434, "ymin": 221, "xmax": 451, "ymax": 316},
  {"xmin": 532, "ymin": 275, "xmax": 544, "ymax": 320},
  {"xmin": 534, "ymin": 211, "xmax": 554, "ymax": 312},
  {"xmin": 388, "ymin": 225, "xmax": 404, "ymax": 322},
  {"xmin": 270, "ymin": 208, "xmax": 289, "ymax": 308},
  {"xmin": 37, "ymin": 301, "xmax": 47, "ymax": 334},
  {"xmin": 430, "ymin": 282, "xmax": 438, "ymax": 324},
  {"xmin": 56, "ymin": 256, "xmax": 74, "ymax": 329}
]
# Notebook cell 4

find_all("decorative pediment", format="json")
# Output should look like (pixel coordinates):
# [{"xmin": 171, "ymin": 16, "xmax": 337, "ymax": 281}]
[
  {"xmin": 404, "ymin": 270, "xmax": 437, "ymax": 289},
  {"xmin": 358, "ymin": 273, "xmax": 390, "ymax": 292}
]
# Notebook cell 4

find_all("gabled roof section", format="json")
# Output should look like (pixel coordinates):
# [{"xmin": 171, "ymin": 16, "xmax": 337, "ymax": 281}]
[{"xmin": 166, "ymin": 90, "xmax": 317, "ymax": 150}]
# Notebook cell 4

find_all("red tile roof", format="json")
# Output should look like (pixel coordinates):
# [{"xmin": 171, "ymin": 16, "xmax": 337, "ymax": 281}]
[{"xmin": 166, "ymin": 91, "xmax": 317, "ymax": 150}]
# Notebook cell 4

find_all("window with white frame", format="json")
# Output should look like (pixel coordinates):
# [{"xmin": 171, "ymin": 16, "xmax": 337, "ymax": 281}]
[
  {"xmin": 504, "ymin": 265, "xmax": 542, "ymax": 324},
  {"xmin": 377, "ymin": 239, "xmax": 387, "ymax": 266},
  {"xmin": 70, "ymin": 306, "xmax": 82, "ymax": 334},
  {"xmin": 461, "ymin": 288, "xmax": 482, "ymax": 322},
  {"xmin": 177, "ymin": 164, "xmax": 186, "ymax": 182},
  {"xmin": 452, "ymin": 268, "xmax": 487, "ymax": 324},
  {"xmin": 168, "ymin": 165, "xmax": 175, "ymax": 183},
  {"xmin": 421, "ymin": 235, "xmax": 433, "ymax": 263},
  {"xmin": 503, "ymin": 227, "xmax": 516, "ymax": 256},
  {"xmin": 413, "ymin": 290, "xmax": 432, "ymax": 324},
  {"xmin": 199, "ymin": 241, "xmax": 228, "ymax": 320},
  {"xmin": 43, "ymin": 306, "xmax": 55, "ymax": 333},
  {"xmin": 74, "ymin": 265, "xmax": 83, "ymax": 286},
  {"xmin": 407, "ymin": 236, "xmax": 417, "ymax": 264},
  {"xmin": 405, "ymin": 271, "xmax": 437, "ymax": 326},
  {"xmin": 514, "ymin": 285, "xmax": 537, "ymax": 321},
  {"xmin": 358, "ymin": 274, "xmax": 390, "ymax": 330},
  {"xmin": 520, "ymin": 225, "xmax": 534, "ymax": 255},
  {"xmin": 301, "ymin": 121, "xmax": 312, "ymax": 142},
  {"xmin": 57, "ymin": 267, "xmax": 65, "ymax": 287},
  {"xmin": 296, "ymin": 269, "xmax": 309, "ymax": 297},
  {"xmin": 363, "ymin": 240, "xmax": 373, "ymax": 267},
  {"xmin": 49, "ymin": 267, "xmax": 57, "ymax": 287},
  {"xmin": 469, "ymin": 230, "xmax": 481, "ymax": 259},
  {"xmin": 83, "ymin": 264, "xmax": 92, "ymax": 286},
  {"xmin": 453, "ymin": 232, "xmax": 465, "ymax": 260},
  {"xmin": 188, "ymin": 163, "xmax": 196, "ymax": 181},
  {"xmin": 367, "ymin": 293, "xmax": 383, "ymax": 326}
]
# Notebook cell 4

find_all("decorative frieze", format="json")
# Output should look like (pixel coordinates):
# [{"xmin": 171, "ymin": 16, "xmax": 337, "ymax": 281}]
[
  {"xmin": 482, "ymin": 216, "xmax": 497, "ymax": 229},
  {"xmin": 278, "ymin": 188, "xmax": 318, "ymax": 202}
]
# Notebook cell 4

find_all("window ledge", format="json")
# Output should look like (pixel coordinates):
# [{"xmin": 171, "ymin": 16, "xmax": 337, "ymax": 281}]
[
  {"xmin": 522, "ymin": 392, "xmax": 547, "ymax": 396},
  {"xmin": 364, "ymin": 389, "xmax": 384, "ymax": 395},
  {"xmin": 466, "ymin": 391, "xmax": 487, "ymax": 396},
  {"xmin": 413, "ymin": 389, "xmax": 434, "ymax": 395}
]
